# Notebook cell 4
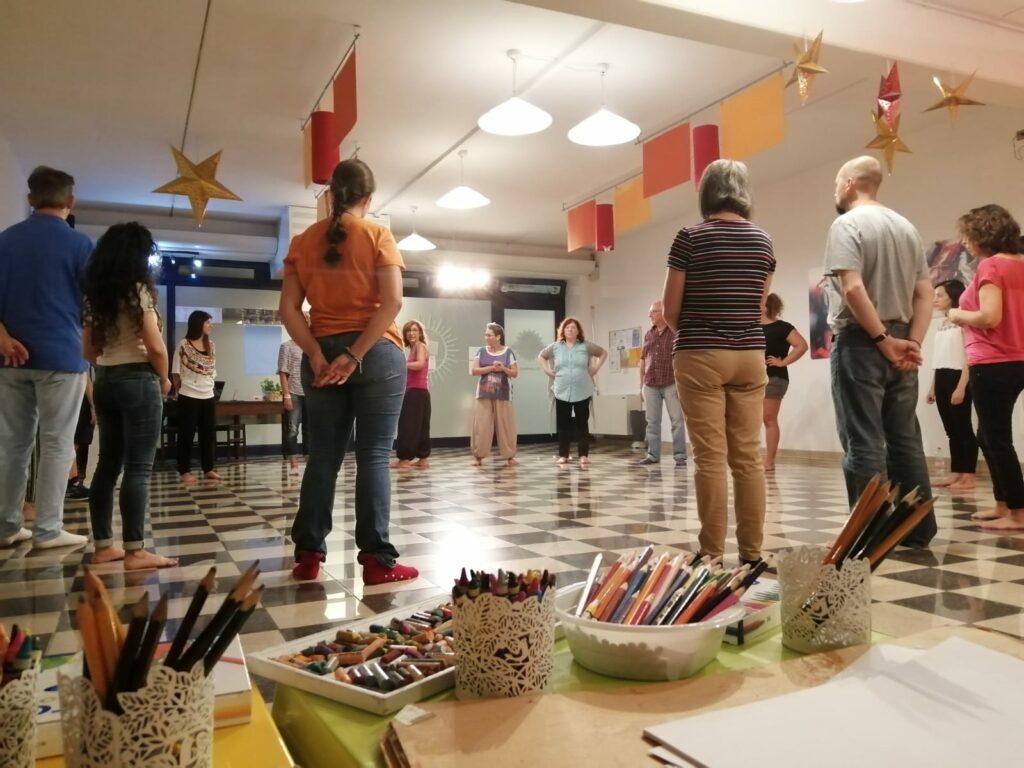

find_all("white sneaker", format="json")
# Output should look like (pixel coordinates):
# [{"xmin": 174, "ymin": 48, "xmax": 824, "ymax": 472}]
[
  {"xmin": 0, "ymin": 527, "xmax": 32, "ymax": 546},
  {"xmin": 34, "ymin": 530, "xmax": 88, "ymax": 549}
]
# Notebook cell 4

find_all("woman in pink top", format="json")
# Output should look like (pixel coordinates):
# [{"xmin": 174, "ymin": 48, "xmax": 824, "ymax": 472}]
[
  {"xmin": 948, "ymin": 204, "xmax": 1024, "ymax": 530},
  {"xmin": 392, "ymin": 320, "xmax": 431, "ymax": 469}
]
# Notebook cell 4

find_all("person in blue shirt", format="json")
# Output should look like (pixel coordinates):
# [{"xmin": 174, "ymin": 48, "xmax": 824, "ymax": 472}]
[
  {"xmin": 538, "ymin": 317, "xmax": 608, "ymax": 466},
  {"xmin": 0, "ymin": 166, "xmax": 92, "ymax": 549}
]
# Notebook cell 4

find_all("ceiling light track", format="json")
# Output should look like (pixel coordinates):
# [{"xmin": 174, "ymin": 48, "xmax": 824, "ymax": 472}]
[{"xmin": 375, "ymin": 20, "xmax": 606, "ymax": 214}]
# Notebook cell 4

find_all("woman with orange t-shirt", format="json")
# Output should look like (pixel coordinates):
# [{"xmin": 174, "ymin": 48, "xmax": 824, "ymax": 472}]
[{"xmin": 280, "ymin": 159, "xmax": 418, "ymax": 585}]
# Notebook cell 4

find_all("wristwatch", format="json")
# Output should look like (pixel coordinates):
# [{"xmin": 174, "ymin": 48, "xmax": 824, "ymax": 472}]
[{"xmin": 871, "ymin": 331, "xmax": 889, "ymax": 344}]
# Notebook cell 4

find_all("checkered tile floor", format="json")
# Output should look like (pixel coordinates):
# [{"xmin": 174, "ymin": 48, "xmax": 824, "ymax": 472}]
[{"xmin": 3, "ymin": 443, "xmax": 1023, "ymax": 702}]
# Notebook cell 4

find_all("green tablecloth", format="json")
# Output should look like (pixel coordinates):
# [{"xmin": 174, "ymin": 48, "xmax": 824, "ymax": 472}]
[{"xmin": 271, "ymin": 628, "xmax": 814, "ymax": 768}]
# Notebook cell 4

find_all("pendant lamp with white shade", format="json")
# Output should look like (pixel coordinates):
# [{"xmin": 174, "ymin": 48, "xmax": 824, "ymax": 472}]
[
  {"xmin": 478, "ymin": 49, "xmax": 552, "ymax": 136},
  {"xmin": 568, "ymin": 64, "xmax": 640, "ymax": 147},
  {"xmin": 396, "ymin": 206, "xmax": 436, "ymax": 251},
  {"xmin": 436, "ymin": 149, "xmax": 490, "ymax": 209}
]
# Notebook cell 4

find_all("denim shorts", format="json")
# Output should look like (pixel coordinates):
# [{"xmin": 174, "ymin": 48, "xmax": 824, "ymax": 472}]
[{"xmin": 764, "ymin": 377, "xmax": 789, "ymax": 400}]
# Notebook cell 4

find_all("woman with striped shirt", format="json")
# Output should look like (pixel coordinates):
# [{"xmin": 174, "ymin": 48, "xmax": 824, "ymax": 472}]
[{"xmin": 662, "ymin": 159, "xmax": 775, "ymax": 566}]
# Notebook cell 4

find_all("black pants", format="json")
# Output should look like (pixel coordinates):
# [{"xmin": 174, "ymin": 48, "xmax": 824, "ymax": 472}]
[
  {"xmin": 394, "ymin": 388, "xmax": 431, "ymax": 460},
  {"xmin": 970, "ymin": 362, "xmax": 1024, "ymax": 507},
  {"xmin": 73, "ymin": 397, "xmax": 95, "ymax": 478},
  {"xmin": 176, "ymin": 394, "xmax": 216, "ymax": 475},
  {"xmin": 555, "ymin": 397, "xmax": 591, "ymax": 458},
  {"xmin": 934, "ymin": 368, "xmax": 978, "ymax": 474}
]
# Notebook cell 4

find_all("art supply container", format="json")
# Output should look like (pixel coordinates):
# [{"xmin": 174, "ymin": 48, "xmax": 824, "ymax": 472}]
[
  {"xmin": 453, "ymin": 590, "xmax": 556, "ymax": 699},
  {"xmin": 554, "ymin": 583, "xmax": 745, "ymax": 681},
  {"xmin": 58, "ymin": 662, "xmax": 214, "ymax": 768},
  {"xmin": 777, "ymin": 544, "xmax": 872, "ymax": 654},
  {"xmin": 0, "ymin": 669, "xmax": 39, "ymax": 768}
]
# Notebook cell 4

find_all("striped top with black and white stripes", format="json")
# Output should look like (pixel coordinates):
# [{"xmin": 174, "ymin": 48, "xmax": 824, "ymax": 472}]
[{"xmin": 667, "ymin": 218, "xmax": 775, "ymax": 351}]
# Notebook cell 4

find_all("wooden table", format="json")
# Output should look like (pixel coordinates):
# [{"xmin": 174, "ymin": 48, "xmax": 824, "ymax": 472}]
[{"xmin": 216, "ymin": 399, "xmax": 285, "ymax": 422}]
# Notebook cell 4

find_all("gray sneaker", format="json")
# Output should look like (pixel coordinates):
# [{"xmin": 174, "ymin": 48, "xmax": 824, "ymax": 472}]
[
  {"xmin": 675, "ymin": 457, "xmax": 688, "ymax": 467},
  {"xmin": 636, "ymin": 456, "xmax": 658, "ymax": 466}
]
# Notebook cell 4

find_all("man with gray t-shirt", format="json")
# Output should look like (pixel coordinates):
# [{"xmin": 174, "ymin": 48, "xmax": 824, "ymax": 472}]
[{"xmin": 824, "ymin": 155, "xmax": 936, "ymax": 547}]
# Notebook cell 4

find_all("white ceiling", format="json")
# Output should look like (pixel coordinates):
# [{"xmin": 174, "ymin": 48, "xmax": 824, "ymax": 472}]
[{"xmin": 0, "ymin": 0, "xmax": 1021, "ymax": 253}]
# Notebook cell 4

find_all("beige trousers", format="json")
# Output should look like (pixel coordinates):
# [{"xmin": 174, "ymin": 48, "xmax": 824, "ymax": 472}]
[
  {"xmin": 472, "ymin": 399, "xmax": 517, "ymax": 460},
  {"xmin": 674, "ymin": 349, "xmax": 767, "ymax": 562}
]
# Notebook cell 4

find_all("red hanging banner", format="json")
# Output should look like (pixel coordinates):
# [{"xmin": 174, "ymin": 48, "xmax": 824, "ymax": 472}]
[
  {"xmin": 311, "ymin": 111, "xmax": 338, "ymax": 185},
  {"xmin": 595, "ymin": 204, "xmax": 614, "ymax": 251},
  {"xmin": 567, "ymin": 200, "xmax": 597, "ymax": 252},
  {"xmin": 642, "ymin": 123, "xmax": 691, "ymax": 198},
  {"xmin": 692, "ymin": 124, "xmax": 721, "ymax": 186}
]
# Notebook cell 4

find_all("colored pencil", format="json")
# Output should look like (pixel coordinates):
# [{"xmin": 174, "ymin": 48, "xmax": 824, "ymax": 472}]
[{"xmin": 164, "ymin": 566, "xmax": 216, "ymax": 668}]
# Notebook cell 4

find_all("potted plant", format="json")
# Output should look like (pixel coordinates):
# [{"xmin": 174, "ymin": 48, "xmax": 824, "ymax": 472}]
[{"xmin": 260, "ymin": 378, "xmax": 283, "ymax": 402}]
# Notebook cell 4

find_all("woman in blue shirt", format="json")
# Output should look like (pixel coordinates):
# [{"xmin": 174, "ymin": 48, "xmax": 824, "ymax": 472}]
[{"xmin": 538, "ymin": 317, "xmax": 607, "ymax": 465}]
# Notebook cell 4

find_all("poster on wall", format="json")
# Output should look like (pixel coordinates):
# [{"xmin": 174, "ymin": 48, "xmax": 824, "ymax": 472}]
[
  {"xmin": 808, "ymin": 268, "xmax": 832, "ymax": 360},
  {"xmin": 926, "ymin": 238, "xmax": 979, "ymax": 287},
  {"xmin": 608, "ymin": 327, "xmax": 642, "ymax": 373}
]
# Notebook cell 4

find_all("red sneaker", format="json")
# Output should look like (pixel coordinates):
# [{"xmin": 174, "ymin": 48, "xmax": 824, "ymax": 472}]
[
  {"xmin": 292, "ymin": 550, "xmax": 324, "ymax": 581},
  {"xmin": 356, "ymin": 551, "xmax": 375, "ymax": 566},
  {"xmin": 362, "ymin": 560, "xmax": 419, "ymax": 586}
]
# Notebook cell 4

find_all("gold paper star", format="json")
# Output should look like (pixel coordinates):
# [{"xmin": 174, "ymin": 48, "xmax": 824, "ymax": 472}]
[
  {"xmin": 924, "ymin": 72, "xmax": 984, "ymax": 122},
  {"xmin": 153, "ymin": 147, "xmax": 242, "ymax": 226},
  {"xmin": 786, "ymin": 31, "xmax": 828, "ymax": 105},
  {"xmin": 866, "ymin": 113, "xmax": 911, "ymax": 174}
]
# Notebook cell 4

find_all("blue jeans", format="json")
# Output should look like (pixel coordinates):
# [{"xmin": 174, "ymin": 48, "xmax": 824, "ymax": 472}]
[
  {"xmin": 643, "ymin": 383, "xmax": 687, "ymax": 461},
  {"xmin": 0, "ymin": 368, "xmax": 86, "ymax": 542},
  {"xmin": 89, "ymin": 364, "xmax": 163, "ymax": 549},
  {"xmin": 831, "ymin": 324, "xmax": 936, "ymax": 544},
  {"xmin": 291, "ymin": 334, "xmax": 405, "ymax": 565},
  {"xmin": 283, "ymin": 393, "xmax": 306, "ymax": 457}
]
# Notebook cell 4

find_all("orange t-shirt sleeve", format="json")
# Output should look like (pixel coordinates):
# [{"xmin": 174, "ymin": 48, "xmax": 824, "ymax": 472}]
[
  {"xmin": 375, "ymin": 228, "xmax": 405, "ymax": 270},
  {"xmin": 283, "ymin": 234, "xmax": 302, "ymax": 277}
]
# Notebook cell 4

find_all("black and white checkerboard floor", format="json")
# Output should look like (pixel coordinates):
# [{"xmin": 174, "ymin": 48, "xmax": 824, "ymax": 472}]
[{"xmin": 3, "ymin": 443, "xmax": 1023, "ymax": 701}]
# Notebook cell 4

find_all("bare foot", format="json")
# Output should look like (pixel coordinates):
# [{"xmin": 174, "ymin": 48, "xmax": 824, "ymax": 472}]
[
  {"xmin": 556, "ymin": 457, "xmax": 568, "ymax": 465},
  {"xmin": 124, "ymin": 549, "xmax": 178, "ymax": 570},
  {"xmin": 414, "ymin": 459, "xmax": 430, "ymax": 469},
  {"xmin": 181, "ymin": 472, "xmax": 198, "ymax": 487},
  {"xmin": 92, "ymin": 546, "xmax": 126, "ymax": 564},
  {"xmin": 764, "ymin": 464, "xmax": 775, "ymax": 473},
  {"xmin": 506, "ymin": 457, "xmax": 519, "ymax": 466},
  {"xmin": 580, "ymin": 456, "xmax": 591, "ymax": 466},
  {"xmin": 204, "ymin": 471, "xmax": 224, "ymax": 481},
  {"xmin": 391, "ymin": 460, "xmax": 414, "ymax": 469},
  {"xmin": 22, "ymin": 502, "xmax": 35, "ymax": 523},
  {"xmin": 934, "ymin": 474, "xmax": 960, "ymax": 488},
  {"xmin": 972, "ymin": 505, "xmax": 1008, "ymax": 521},
  {"xmin": 979, "ymin": 515, "xmax": 1024, "ymax": 531},
  {"xmin": 471, "ymin": 458, "xmax": 482, "ymax": 467},
  {"xmin": 948, "ymin": 477, "xmax": 977, "ymax": 491},
  {"xmin": 288, "ymin": 459, "xmax": 300, "ymax": 475}
]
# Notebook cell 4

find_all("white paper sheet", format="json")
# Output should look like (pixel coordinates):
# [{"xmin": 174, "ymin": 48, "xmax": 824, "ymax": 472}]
[{"xmin": 644, "ymin": 638, "xmax": 1024, "ymax": 768}]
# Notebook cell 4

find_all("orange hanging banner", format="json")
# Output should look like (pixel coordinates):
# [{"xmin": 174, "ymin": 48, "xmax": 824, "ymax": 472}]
[
  {"xmin": 720, "ymin": 74, "xmax": 785, "ymax": 159},
  {"xmin": 332, "ymin": 52, "xmax": 358, "ymax": 146},
  {"xmin": 567, "ymin": 200, "xmax": 597, "ymax": 252},
  {"xmin": 302, "ymin": 121, "xmax": 314, "ymax": 188},
  {"xmin": 642, "ymin": 123, "xmax": 691, "ymax": 198},
  {"xmin": 614, "ymin": 177, "xmax": 650, "ymax": 234}
]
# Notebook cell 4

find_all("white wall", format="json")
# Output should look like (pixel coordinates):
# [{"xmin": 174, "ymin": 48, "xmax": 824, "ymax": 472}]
[
  {"xmin": 584, "ymin": 105, "xmax": 1024, "ymax": 457},
  {"xmin": 0, "ymin": 135, "xmax": 26, "ymax": 229}
]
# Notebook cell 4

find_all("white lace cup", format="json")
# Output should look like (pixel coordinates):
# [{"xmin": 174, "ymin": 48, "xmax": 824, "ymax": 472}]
[
  {"xmin": 58, "ymin": 662, "xmax": 214, "ymax": 768},
  {"xmin": 453, "ymin": 590, "xmax": 557, "ymax": 699},
  {"xmin": 0, "ymin": 668, "xmax": 39, "ymax": 768},
  {"xmin": 778, "ymin": 544, "xmax": 872, "ymax": 654}
]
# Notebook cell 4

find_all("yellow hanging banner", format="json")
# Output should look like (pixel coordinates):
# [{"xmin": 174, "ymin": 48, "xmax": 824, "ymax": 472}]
[{"xmin": 720, "ymin": 74, "xmax": 785, "ymax": 159}]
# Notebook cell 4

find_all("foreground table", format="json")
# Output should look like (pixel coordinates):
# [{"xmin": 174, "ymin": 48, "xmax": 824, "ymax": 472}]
[
  {"xmin": 271, "ymin": 629, "xmax": 812, "ymax": 768},
  {"xmin": 37, "ymin": 693, "xmax": 293, "ymax": 768}
]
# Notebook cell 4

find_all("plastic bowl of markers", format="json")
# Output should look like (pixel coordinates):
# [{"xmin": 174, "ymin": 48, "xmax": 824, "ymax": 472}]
[{"xmin": 554, "ymin": 582, "xmax": 745, "ymax": 681}]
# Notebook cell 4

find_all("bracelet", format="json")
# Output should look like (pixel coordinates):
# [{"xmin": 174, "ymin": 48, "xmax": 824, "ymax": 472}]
[
  {"xmin": 342, "ymin": 347, "xmax": 363, "ymax": 373},
  {"xmin": 283, "ymin": 395, "xmax": 292, "ymax": 400}
]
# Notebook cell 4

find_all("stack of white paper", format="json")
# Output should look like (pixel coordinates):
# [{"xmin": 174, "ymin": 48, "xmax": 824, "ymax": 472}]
[{"xmin": 645, "ymin": 638, "xmax": 1023, "ymax": 767}]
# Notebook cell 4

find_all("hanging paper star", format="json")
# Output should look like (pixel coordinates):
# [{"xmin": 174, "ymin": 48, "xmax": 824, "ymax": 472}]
[
  {"xmin": 924, "ymin": 72, "xmax": 984, "ymax": 122},
  {"xmin": 866, "ymin": 113, "xmax": 911, "ymax": 174},
  {"xmin": 153, "ymin": 147, "xmax": 242, "ymax": 226},
  {"xmin": 876, "ymin": 63, "xmax": 901, "ymax": 130},
  {"xmin": 786, "ymin": 31, "xmax": 828, "ymax": 106}
]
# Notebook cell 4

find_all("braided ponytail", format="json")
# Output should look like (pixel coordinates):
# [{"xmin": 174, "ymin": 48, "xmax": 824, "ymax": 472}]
[{"xmin": 323, "ymin": 159, "xmax": 376, "ymax": 265}]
